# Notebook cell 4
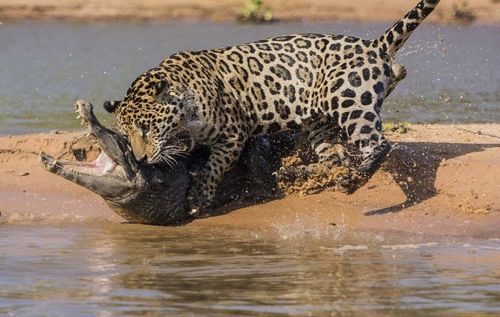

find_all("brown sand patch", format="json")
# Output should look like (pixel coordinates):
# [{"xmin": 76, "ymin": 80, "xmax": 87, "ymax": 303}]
[
  {"xmin": 0, "ymin": 0, "xmax": 498, "ymax": 24},
  {"xmin": 0, "ymin": 124, "xmax": 499, "ymax": 238}
]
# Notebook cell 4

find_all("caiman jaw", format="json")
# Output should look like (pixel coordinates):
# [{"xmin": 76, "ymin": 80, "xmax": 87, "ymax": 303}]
[
  {"xmin": 39, "ymin": 147, "xmax": 136, "ymax": 200},
  {"xmin": 40, "ymin": 150, "xmax": 119, "ymax": 177}
]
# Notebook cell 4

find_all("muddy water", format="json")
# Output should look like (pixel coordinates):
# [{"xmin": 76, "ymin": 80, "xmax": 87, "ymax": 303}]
[
  {"xmin": 0, "ymin": 21, "xmax": 499, "ymax": 135},
  {"xmin": 1, "ymin": 223, "xmax": 499, "ymax": 316}
]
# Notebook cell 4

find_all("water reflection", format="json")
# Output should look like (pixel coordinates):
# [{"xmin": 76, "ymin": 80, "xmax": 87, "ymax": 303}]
[{"xmin": 1, "ymin": 224, "xmax": 497, "ymax": 316}]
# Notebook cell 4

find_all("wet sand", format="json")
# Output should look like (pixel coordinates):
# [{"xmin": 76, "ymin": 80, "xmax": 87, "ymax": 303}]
[
  {"xmin": 0, "ymin": 0, "xmax": 498, "ymax": 24},
  {"xmin": 1, "ymin": 124, "xmax": 499, "ymax": 238}
]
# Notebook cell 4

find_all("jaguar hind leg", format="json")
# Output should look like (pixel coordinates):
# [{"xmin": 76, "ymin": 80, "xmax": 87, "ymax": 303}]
[
  {"xmin": 342, "ymin": 105, "xmax": 392, "ymax": 193},
  {"xmin": 346, "ymin": 62, "xmax": 403, "ymax": 180}
]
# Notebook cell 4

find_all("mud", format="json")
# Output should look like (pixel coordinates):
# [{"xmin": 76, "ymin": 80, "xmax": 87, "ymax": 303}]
[{"xmin": 277, "ymin": 155, "xmax": 351, "ymax": 195}]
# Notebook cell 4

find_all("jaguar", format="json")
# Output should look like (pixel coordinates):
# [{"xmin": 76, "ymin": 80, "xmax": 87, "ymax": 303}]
[{"xmin": 104, "ymin": 0, "xmax": 441, "ymax": 215}]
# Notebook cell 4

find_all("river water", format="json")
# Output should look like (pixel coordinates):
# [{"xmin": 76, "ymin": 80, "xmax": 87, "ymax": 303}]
[
  {"xmin": 0, "ymin": 21, "xmax": 499, "ymax": 135},
  {"xmin": 1, "ymin": 223, "xmax": 499, "ymax": 316},
  {"xmin": 0, "ymin": 21, "xmax": 499, "ymax": 316}
]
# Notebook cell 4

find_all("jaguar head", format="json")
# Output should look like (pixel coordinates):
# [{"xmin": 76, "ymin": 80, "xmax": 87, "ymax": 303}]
[{"xmin": 105, "ymin": 68, "xmax": 192, "ymax": 166}]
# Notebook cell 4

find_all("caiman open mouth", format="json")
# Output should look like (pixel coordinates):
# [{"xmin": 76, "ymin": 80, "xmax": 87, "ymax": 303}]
[{"xmin": 40, "ymin": 149, "xmax": 122, "ymax": 177}]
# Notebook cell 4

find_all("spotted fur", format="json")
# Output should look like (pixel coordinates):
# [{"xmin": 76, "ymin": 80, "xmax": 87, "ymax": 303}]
[{"xmin": 105, "ymin": 0, "xmax": 440, "ymax": 214}]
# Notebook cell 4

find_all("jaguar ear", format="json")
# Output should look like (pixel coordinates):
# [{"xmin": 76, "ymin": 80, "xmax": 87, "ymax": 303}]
[{"xmin": 103, "ymin": 100, "xmax": 120, "ymax": 113}]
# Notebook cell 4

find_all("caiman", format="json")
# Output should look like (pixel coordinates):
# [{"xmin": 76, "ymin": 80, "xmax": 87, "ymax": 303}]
[{"xmin": 40, "ymin": 100, "xmax": 286, "ymax": 225}]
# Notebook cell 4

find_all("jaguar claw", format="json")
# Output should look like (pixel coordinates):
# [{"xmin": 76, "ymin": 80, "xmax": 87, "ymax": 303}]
[{"xmin": 189, "ymin": 208, "xmax": 199, "ymax": 215}]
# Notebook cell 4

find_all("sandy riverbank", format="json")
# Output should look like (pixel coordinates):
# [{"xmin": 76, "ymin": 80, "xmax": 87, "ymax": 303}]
[
  {"xmin": 0, "ymin": 124, "xmax": 499, "ymax": 238},
  {"xmin": 0, "ymin": 0, "xmax": 498, "ymax": 24}
]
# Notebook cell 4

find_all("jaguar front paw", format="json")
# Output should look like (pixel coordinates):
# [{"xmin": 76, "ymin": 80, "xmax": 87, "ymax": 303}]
[
  {"xmin": 186, "ymin": 189, "xmax": 203, "ymax": 216},
  {"xmin": 186, "ymin": 174, "xmax": 214, "ymax": 218}
]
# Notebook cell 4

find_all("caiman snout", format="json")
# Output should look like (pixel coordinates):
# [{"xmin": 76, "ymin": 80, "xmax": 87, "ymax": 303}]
[{"xmin": 40, "ymin": 100, "xmax": 192, "ymax": 225}]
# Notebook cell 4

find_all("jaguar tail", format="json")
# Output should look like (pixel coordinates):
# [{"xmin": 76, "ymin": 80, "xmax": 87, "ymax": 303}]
[{"xmin": 378, "ymin": 0, "xmax": 440, "ymax": 56}]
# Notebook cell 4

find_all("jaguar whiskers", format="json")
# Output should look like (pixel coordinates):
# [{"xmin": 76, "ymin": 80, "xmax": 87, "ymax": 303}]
[{"xmin": 159, "ymin": 144, "xmax": 188, "ymax": 168}]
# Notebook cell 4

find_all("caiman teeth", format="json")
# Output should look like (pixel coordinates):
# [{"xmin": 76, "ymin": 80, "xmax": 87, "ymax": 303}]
[
  {"xmin": 64, "ymin": 168, "xmax": 96, "ymax": 177},
  {"xmin": 39, "ymin": 152, "xmax": 63, "ymax": 172}
]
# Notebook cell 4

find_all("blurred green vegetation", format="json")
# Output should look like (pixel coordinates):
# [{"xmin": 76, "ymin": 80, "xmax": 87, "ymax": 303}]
[
  {"xmin": 237, "ymin": 0, "xmax": 274, "ymax": 23},
  {"xmin": 452, "ymin": 0, "xmax": 476, "ymax": 23},
  {"xmin": 383, "ymin": 121, "xmax": 411, "ymax": 134}
]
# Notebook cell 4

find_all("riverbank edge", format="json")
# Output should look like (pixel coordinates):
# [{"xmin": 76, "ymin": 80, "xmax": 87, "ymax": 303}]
[
  {"xmin": 0, "ymin": 0, "xmax": 499, "ymax": 25},
  {"xmin": 0, "ymin": 123, "xmax": 499, "ymax": 239}
]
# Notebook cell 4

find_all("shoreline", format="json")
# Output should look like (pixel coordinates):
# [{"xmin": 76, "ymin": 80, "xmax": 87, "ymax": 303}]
[
  {"xmin": 0, "ymin": 0, "xmax": 498, "ymax": 25},
  {"xmin": 1, "ymin": 124, "xmax": 499, "ymax": 239}
]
